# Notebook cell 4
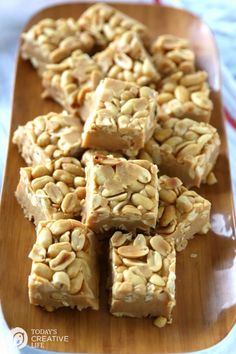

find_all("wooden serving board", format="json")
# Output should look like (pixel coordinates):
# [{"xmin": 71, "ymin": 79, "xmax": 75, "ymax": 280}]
[{"xmin": 0, "ymin": 3, "xmax": 235, "ymax": 353}]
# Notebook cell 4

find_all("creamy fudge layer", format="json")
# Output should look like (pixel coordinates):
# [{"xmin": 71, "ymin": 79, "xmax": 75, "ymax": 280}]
[
  {"xmin": 156, "ymin": 175, "xmax": 211, "ymax": 251},
  {"xmin": 15, "ymin": 157, "xmax": 86, "ymax": 225},
  {"xmin": 139, "ymin": 116, "xmax": 220, "ymax": 187},
  {"xmin": 29, "ymin": 219, "xmax": 99, "ymax": 311},
  {"xmin": 109, "ymin": 231, "xmax": 176, "ymax": 322},
  {"xmin": 81, "ymin": 78, "xmax": 158, "ymax": 157},
  {"xmin": 13, "ymin": 111, "xmax": 83, "ymax": 166},
  {"xmin": 83, "ymin": 156, "xmax": 158, "ymax": 234},
  {"xmin": 94, "ymin": 31, "xmax": 160, "ymax": 88}
]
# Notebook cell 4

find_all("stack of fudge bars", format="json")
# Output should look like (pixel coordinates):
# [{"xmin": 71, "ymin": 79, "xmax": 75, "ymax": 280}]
[{"xmin": 13, "ymin": 3, "xmax": 220, "ymax": 327}]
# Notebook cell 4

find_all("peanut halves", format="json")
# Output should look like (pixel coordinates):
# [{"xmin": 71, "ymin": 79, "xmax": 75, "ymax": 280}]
[
  {"xmin": 83, "ymin": 156, "xmax": 159, "ymax": 234},
  {"xmin": 29, "ymin": 219, "xmax": 99, "ymax": 311},
  {"xmin": 109, "ymin": 231, "xmax": 176, "ymax": 321},
  {"xmin": 81, "ymin": 78, "xmax": 158, "ymax": 157},
  {"xmin": 15, "ymin": 157, "xmax": 86, "ymax": 224}
]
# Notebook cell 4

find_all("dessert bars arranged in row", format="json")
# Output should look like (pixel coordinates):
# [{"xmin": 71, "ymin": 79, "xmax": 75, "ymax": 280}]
[{"xmin": 13, "ymin": 2, "xmax": 219, "ymax": 327}]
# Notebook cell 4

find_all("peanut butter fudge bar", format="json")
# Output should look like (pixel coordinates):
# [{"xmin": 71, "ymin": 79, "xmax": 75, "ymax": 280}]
[
  {"xmin": 13, "ymin": 111, "xmax": 83, "ymax": 165},
  {"xmin": 94, "ymin": 31, "xmax": 160, "ymax": 87},
  {"xmin": 15, "ymin": 157, "xmax": 86, "ymax": 224},
  {"xmin": 29, "ymin": 219, "xmax": 99, "ymax": 311},
  {"xmin": 21, "ymin": 17, "xmax": 96, "ymax": 72},
  {"xmin": 156, "ymin": 175, "xmax": 211, "ymax": 251},
  {"xmin": 78, "ymin": 3, "xmax": 149, "ymax": 49},
  {"xmin": 42, "ymin": 50, "xmax": 103, "ymax": 117},
  {"xmin": 157, "ymin": 73, "xmax": 212, "ymax": 123},
  {"xmin": 109, "ymin": 231, "xmax": 176, "ymax": 321},
  {"xmin": 151, "ymin": 35, "xmax": 195, "ymax": 78},
  {"xmin": 81, "ymin": 78, "xmax": 158, "ymax": 157},
  {"xmin": 139, "ymin": 116, "xmax": 220, "ymax": 187},
  {"xmin": 83, "ymin": 156, "xmax": 159, "ymax": 234},
  {"xmin": 151, "ymin": 35, "xmax": 213, "ymax": 122}
]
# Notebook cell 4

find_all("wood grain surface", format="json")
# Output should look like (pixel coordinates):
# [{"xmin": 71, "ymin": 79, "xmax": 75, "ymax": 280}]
[{"xmin": 0, "ymin": 3, "xmax": 235, "ymax": 353}]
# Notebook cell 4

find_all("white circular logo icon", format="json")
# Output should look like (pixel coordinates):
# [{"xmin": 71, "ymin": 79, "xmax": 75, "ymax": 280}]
[{"xmin": 11, "ymin": 327, "xmax": 28, "ymax": 349}]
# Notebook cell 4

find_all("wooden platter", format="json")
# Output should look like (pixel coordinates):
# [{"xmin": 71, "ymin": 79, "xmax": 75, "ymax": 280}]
[{"xmin": 0, "ymin": 3, "xmax": 235, "ymax": 353}]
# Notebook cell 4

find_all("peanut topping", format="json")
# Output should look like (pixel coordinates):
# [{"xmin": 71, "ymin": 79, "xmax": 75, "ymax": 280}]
[
  {"xmin": 77, "ymin": 3, "xmax": 149, "ymax": 47},
  {"xmin": 110, "ymin": 231, "xmax": 176, "ymax": 319},
  {"xmin": 139, "ymin": 115, "xmax": 220, "ymax": 187},
  {"xmin": 42, "ymin": 50, "xmax": 103, "ymax": 116},
  {"xmin": 151, "ymin": 34, "xmax": 213, "ymax": 122},
  {"xmin": 94, "ymin": 32, "xmax": 159, "ymax": 87},
  {"xmin": 13, "ymin": 111, "xmax": 83, "ymax": 165},
  {"xmin": 84, "ymin": 157, "xmax": 158, "ymax": 231},
  {"xmin": 29, "ymin": 220, "xmax": 98, "ymax": 311},
  {"xmin": 155, "ymin": 175, "xmax": 211, "ymax": 251},
  {"xmin": 117, "ymin": 245, "xmax": 149, "ymax": 258},
  {"xmin": 21, "ymin": 16, "xmax": 96, "ymax": 69},
  {"xmin": 18, "ymin": 157, "xmax": 86, "ymax": 223},
  {"xmin": 82, "ymin": 78, "xmax": 158, "ymax": 157}
]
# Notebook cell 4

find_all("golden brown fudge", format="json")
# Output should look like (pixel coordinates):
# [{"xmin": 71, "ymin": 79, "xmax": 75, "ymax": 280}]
[
  {"xmin": 29, "ymin": 219, "xmax": 99, "ymax": 311},
  {"xmin": 139, "ymin": 116, "xmax": 220, "ymax": 187},
  {"xmin": 83, "ymin": 156, "xmax": 159, "ymax": 234},
  {"xmin": 77, "ymin": 3, "xmax": 150, "ymax": 49},
  {"xmin": 156, "ymin": 175, "xmax": 211, "ymax": 251},
  {"xmin": 13, "ymin": 111, "xmax": 83, "ymax": 166},
  {"xmin": 81, "ymin": 78, "xmax": 158, "ymax": 157},
  {"xmin": 15, "ymin": 157, "xmax": 86, "ymax": 224},
  {"xmin": 151, "ymin": 35, "xmax": 213, "ymax": 122},
  {"xmin": 109, "ymin": 231, "xmax": 176, "ymax": 322},
  {"xmin": 42, "ymin": 50, "xmax": 103, "ymax": 118},
  {"xmin": 21, "ymin": 17, "xmax": 96, "ymax": 72},
  {"xmin": 94, "ymin": 31, "xmax": 160, "ymax": 87}
]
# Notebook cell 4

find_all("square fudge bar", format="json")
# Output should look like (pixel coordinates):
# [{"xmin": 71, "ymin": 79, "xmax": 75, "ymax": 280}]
[
  {"xmin": 157, "ymin": 73, "xmax": 213, "ymax": 123},
  {"xmin": 156, "ymin": 175, "xmax": 211, "ymax": 251},
  {"xmin": 13, "ymin": 111, "xmax": 83, "ymax": 166},
  {"xmin": 77, "ymin": 3, "xmax": 149, "ymax": 49},
  {"xmin": 151, "ymin": 34, "xmax": 195, "ymax": 78},
  {"xmin": 15, "ymin": 157, "xmax": 86, "ymax": 224},
  {"xmin": 151, "ymin": 35, "xmax": 213, "ymax": 122},
  {"xmin": 109, "ymin": 231, "xmax": 176, "ymax": 322},
  {"xmin": 83, "ymin": 156, "xmax": 159, "ymax": 234},
  {"xmin": 81, "ymin": 78, "xmax": 158, "ymax": 157},
  {"xmin": 139, "ymin": 116, "xmax": 220, "ymax": 187},
  {"xmin": 21, "ymin": 17, "xmax": 96, "ymax": 72},
  {"xmin": 94, "ymin": 31, "xmax": 160, "ymax": 88},
  {"xmin": 29, "ymin": 219, "xmax": 99, "ymax": 311},
  {"xmin": 42, "ymin": 50, "xmax": 103, "ymax": 118}
]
